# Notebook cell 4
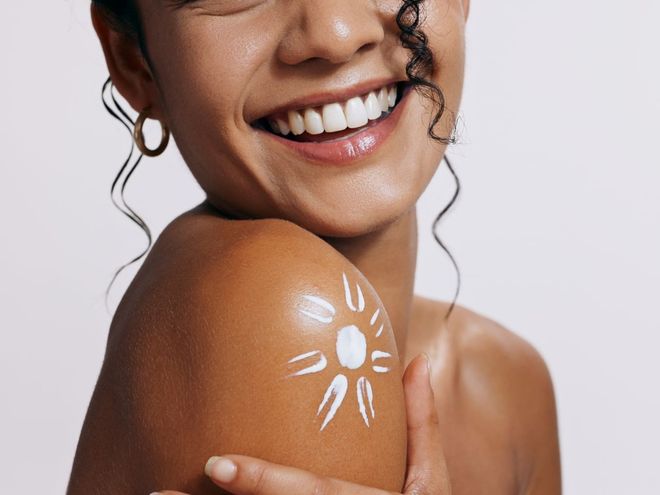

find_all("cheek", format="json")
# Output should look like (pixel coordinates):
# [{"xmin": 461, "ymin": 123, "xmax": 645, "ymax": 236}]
[
  {"xmin": 145, "ymin": 15, "xmax": 281, "ymax": 207},
  {"xmin": 425, "ymin": 1, "xmax": 467, "ymax": 113},
  {"xmin": 152, "ymin": 18, "xmax": 269, "ymax": 128}
]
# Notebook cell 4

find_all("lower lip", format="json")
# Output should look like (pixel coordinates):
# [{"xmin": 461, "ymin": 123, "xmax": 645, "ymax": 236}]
[{"xmin": 255, "ymin": 84, "xmax": 413, "ymax": 166}]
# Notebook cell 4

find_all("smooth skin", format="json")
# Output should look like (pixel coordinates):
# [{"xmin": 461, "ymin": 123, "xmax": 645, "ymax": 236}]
[
  {"xmin": 159, "ymin": 354, "xmax": 451, "ymax": 495},
  {"xmin": 69, "ymin": 0, "xmax": 561, "ymax": 493}
]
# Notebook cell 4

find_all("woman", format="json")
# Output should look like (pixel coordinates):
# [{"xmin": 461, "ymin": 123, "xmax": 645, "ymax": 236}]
[{"xmin": 67, "ymin": 0, "xmax": 561, "ymax": 493}]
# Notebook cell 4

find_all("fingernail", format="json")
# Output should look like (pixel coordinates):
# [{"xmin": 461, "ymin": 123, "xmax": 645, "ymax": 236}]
[
  {"xmin": 149, "ymin": 492, "xmax": 161, "ymax": 495},
  {"xmin": 205, "ymin": 456, "xmax": 237, "ymax": 483}
]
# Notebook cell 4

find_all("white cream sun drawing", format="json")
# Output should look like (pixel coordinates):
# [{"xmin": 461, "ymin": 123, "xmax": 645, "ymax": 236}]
[{"xmin": 287, "ymin": 272, "xmax": 393, "ymax": 431}]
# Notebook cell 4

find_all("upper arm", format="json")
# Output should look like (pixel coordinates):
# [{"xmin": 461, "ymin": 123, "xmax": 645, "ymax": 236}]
[
  {"xmin": 515, "ymin": 344, "xmax": 562, "ymax": 494},
  {"xmin": 68, "ymin": 219, "xmax": 407, "ymax": 494}
]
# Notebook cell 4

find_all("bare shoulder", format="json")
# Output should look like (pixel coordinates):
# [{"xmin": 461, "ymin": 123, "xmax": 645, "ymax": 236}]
[
  {"xmin": 413, "ymin": 297, "xmax": 562, "ymax": 493},
  {"xmin": 147, "ymin": 211, "xmax": 380, "ymax": 327},
  {"xmin": 110, "ymin": 209, "xmax": 352, "ymax": 337},
  {"xmin": 453, "ymin": 303, "xmax": 554, "ymax": 392},
  {"xmin": 412, "ymin": 297, "xmax": 552, "ymax": 383},
  {"xmin": 74, "ymin": 209, "xmax": 407, "ymax": 494}
]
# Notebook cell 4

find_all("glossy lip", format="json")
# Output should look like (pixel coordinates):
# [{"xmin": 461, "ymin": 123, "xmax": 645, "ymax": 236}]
[
  {"xmin": 251, "ymin": 77, "xmax": 403, "ymax": 123},
  {"xmin": 255, "ymin": 82, "xmax": 414, "ymax": 167}
]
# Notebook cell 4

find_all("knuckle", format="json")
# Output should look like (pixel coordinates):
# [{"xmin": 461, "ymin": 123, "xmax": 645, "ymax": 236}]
[
  {"xmin": 310, "ymin": 475, "xmax": 336, "ymax": 495},
  {"xmin": 408, "ymin": 405, "xmax": 441, "ymax": 434},
  {"xmin": 427, "ymin": 407, "xmax": 441, "ymax": 427},
  {"xmin": 404, "ymin": 470, "xmax": 427, "ymax": 494},
  {"xmin": 405, "ymin": 468, "xmax": 446, "ymax": 495},
  {"xmin": 249, "ymin": 462, "xmax": 271, "ymax": 495}
]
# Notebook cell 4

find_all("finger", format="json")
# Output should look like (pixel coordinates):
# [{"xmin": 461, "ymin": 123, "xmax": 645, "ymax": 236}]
[
  {"xmin": 204, "ymin": 455, "xmax": 395, "ymax": 495},
  {"xmin": 402, "ymin": 354, "xmax": 451, "ymax": 494}
]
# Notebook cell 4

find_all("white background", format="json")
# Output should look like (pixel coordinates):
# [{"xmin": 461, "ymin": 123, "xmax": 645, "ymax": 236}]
[{"xmin": 1, "ymin": 1, "xmax": 658, "ymax": 493}]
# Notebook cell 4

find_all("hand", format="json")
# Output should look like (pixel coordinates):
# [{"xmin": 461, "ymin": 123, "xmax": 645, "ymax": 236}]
[{"xmin": 152, "ymin": 354, "xmax": 450, "ymax": 495}]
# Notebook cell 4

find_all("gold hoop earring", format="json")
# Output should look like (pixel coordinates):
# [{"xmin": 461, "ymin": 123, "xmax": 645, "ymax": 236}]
[{"xmin": 133, "ymin": 108, "xmax": 170, "ymax": 157}]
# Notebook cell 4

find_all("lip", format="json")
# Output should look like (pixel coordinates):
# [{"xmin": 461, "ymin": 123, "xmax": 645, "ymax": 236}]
[
  {"xmin": 255, "ymin": 82, "xmax": 414, "ymax": 166},
  {"xmin": 252, "ymin": 77, "xmax": 404, "ymax": 123}
]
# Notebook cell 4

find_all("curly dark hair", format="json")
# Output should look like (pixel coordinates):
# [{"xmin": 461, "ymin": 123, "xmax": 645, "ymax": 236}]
[{"xmin": 95, "ymin": 0, "xmax": 461, "ymax": 319}]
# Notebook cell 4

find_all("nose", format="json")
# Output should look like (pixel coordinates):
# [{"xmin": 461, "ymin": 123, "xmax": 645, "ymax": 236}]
[{"xmin": 277, "ymin": 0, "xmax": 385, "ymax": 66}]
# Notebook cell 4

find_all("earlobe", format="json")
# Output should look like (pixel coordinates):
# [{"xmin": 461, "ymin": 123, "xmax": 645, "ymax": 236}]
[
  {"xmin": 90, "ymin": 4, "xmax": 159, "ymax": 117},
  {"xmin": 463, "ymin": 0, "xmax": 470, "ymax": 21}
]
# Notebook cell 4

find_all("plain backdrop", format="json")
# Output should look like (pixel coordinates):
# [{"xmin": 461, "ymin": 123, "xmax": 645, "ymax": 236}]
[{"xmin": 1, "ymin": 1, "xmax": 658, "ymax": 493}]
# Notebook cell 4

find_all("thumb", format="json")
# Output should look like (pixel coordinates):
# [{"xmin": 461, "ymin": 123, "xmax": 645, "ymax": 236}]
[{"xmin": 402, "ymin": 354, "xmax": 451, "ymax": 494}]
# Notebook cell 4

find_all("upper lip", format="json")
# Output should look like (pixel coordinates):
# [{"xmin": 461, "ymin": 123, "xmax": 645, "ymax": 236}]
[{"xmin": 251, "ymin": 77, "xmax": 405, "ymax": 124}]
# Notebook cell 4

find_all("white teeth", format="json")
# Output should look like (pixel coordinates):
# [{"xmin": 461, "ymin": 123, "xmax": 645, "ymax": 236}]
[
  {"xmin": 304, "ymin": 108, "xmax": 325, "ymax": 135},
  {"xmin": 387, "ymin": 85, "xmax": 397, "ymax": 107},
  {"xmin": 266, "ymin": 83, "xmax": 401, "ymax": 137},
  {"xmin": 276, "ymin": 117, "xmax": 290, "ymax": 135},
  {"xmin": 377, "ymin": 87, "xmax": 389, "ymax": 112},
  {"xmin": 364, "ymin": 91, "xmax": 382, "ymax": 121},
  {"xmin": 322, "ymin": 102, "xmax": 348, "ymax": 133},
  {"xmin": 288, "ymin": 110, "xmax": 305, "ymax": 135},
  {"xmin": 344, "ymin": 96, "xmax": 369, "ymax": 129}
]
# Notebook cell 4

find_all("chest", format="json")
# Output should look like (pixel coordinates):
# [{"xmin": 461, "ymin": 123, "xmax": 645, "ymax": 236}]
[
  {"xmin": 404, "ymin": 303, "xmax": 525, "ymax": 493},
  {"xmin": 403, "ymin": 345, "xmax": 521, "ymax": 491},
  {"xmin": 434, "ymin": 384, "xmax": 522, "ymax": 494}
]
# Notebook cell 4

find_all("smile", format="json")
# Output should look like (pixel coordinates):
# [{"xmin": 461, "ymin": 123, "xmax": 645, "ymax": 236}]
[
  {"xmin": 263, "ymin": 82, "xmax": 400, "ymax": 138},
  {"xmin": 253, "ymin": 81, "xmax": 414, "ymax": 166}
]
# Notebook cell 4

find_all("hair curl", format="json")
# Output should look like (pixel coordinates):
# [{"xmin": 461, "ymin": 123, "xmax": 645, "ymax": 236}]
[{"xmin": 96, "ymin": 0, "xmax": 461, "ymax": 320}]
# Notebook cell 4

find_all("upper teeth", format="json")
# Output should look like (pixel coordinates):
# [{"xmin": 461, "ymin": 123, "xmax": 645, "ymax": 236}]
[{"xmin": 267, "ymin": 84, "xmax": 399, "ymax": 137}]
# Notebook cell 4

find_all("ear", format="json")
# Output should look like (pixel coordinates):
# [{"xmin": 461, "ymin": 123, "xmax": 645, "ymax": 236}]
[
  {"xmin": 91, "ymin": 4, "xmax": 164, "ymax": 120},
  {"xmin": 462, "ymin": 0, "xmax": 470, "ymax": 21}
]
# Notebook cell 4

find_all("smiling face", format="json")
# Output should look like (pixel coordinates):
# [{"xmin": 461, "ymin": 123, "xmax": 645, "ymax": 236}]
[{"xmin": 93, "ymin": 0, "xmax": 469, "ymax": 237}]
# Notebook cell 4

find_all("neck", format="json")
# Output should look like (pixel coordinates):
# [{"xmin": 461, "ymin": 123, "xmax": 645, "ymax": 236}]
[{"xmin": 322, "ymin": 206, "xmax": 418, "ymax": 359}]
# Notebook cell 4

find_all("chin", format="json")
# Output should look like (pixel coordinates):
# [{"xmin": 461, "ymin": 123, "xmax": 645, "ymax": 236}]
[
  {"xmin": 292, "ymin": 167, "xmax": 439, "ymax": 240},
  {"xmin": 280, "ymin": 191, "xmax": 420, "ymax": 239}
]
